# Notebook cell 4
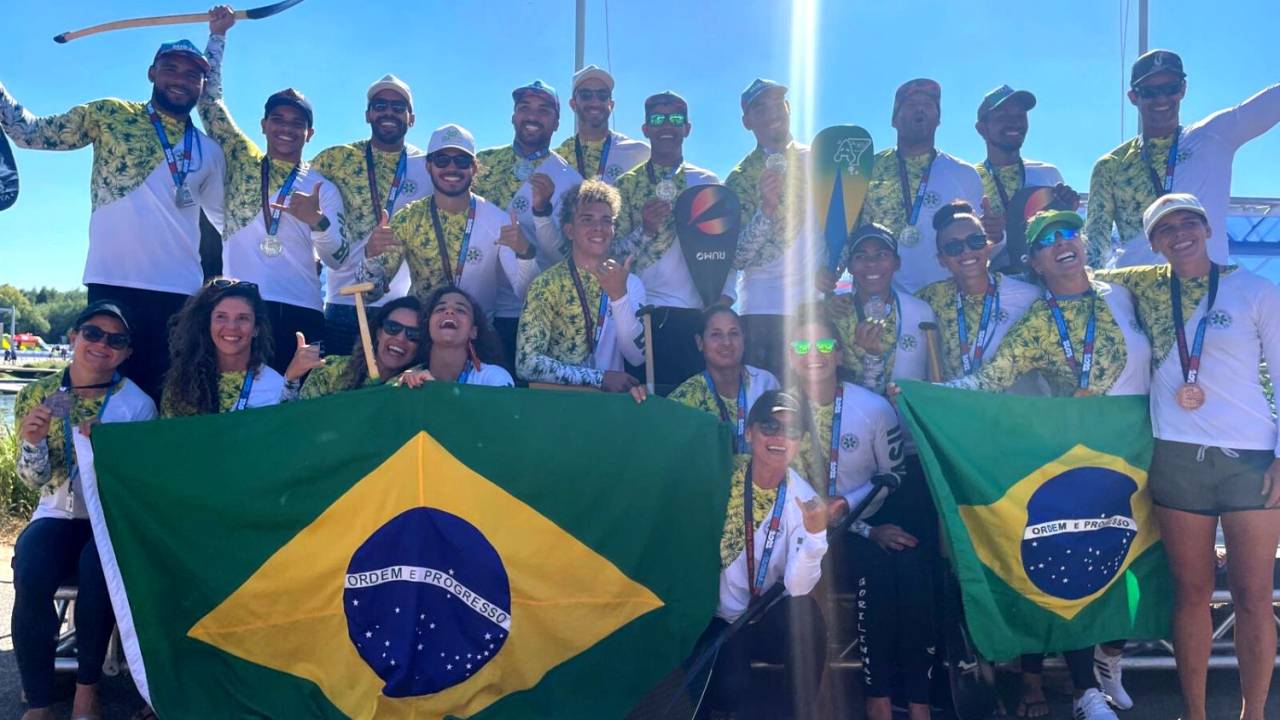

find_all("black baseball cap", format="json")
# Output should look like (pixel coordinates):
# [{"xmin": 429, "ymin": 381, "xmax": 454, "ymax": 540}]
[
  {"xmin": 264, "ymin": 88, "xmax": 314, "ymax": 127},
  {"xmin": 848, "ymin": 223, "xmax": 899, "ymax": 256},
  {"xmin": 1131, "ymin": 49, "xmax": 1186, "ymax": 87},
  {"xmin": 746, "ymin": 390, "xmax": 801, "ymax": 427},
  {"xmin": 74, "ymin": 301, "xmax": 131, "ymax": 333}
]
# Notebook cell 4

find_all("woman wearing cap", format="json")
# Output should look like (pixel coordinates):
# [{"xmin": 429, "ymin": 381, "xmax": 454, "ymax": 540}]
[
  {"xmin": 1096, "ymin": 193, "xmax": 1280, "ymax": 720},
  {"xmin": 283, "ymin": 296, "xmax": 427, "ymax": 399},
  {"xmin": 398, "ymin": 286, "xmax": 513, "ymax": 387},
  {"xmin": 916, "ymin": 200, "xmax": 1041, "ymax": 385},
  {"xmin": 705, "ymin": 390, "xmax": 830, "ymax": 720},
  {"xmin": 160, "ymin": 278, "xmax": 285, "ymax": 417},
  {"xmin": 785, "ymin": 307, "xmax": 930, "ymax": 720},
  {"xmin": 666, "ymin": 305, "xmax": 779, "ymax": 451},
  {"xmin": 12, "ymin": 302, "xmax": 156, "ymax": 720},
  {"xmin": 516, "ymin": 179, "xmax": 647, "ymax": 392}
]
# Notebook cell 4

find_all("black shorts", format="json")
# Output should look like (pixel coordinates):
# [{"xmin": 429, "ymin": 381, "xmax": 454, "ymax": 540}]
[{"xmin": 1148, "ymin": 438, "xmax": 1275, "ymax": 515}]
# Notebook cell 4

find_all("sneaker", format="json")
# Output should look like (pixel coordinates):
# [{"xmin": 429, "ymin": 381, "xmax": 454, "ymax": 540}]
[
  {"xmin": 1093, "ymin": 646, "xmax": 1134, "ymax": 709},
  {"xmin": 1073, "ymin": 688, "xmax": 1120, "ymax": 720}
]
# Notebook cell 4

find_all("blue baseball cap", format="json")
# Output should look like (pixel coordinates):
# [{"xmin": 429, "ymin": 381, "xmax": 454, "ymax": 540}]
[
  {"xmin": 153, "ymin": 39, "xmax": 210, "ymax": 74},
  {"xmin": 741, "ymin": 78, "xmax": 787, "ymax": 111},
  {"xmin": 512, "ymin": 80, "xmax": 559, "ymax": 112}
]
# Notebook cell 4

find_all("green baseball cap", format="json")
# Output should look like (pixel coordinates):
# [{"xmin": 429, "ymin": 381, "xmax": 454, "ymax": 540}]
[{"xmin": 1025, "ymin": 210, "xmax": 1084, "ymax": 249}]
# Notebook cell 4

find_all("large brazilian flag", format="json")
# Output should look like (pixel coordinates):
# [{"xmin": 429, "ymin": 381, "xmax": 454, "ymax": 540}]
[
  {"xmin": 79, "ymin": 384, "xmax": 732, "ymax": 718},
  {"xmin": 896, "ymin": 381, "xmax": 1172, "ymax": 661}
]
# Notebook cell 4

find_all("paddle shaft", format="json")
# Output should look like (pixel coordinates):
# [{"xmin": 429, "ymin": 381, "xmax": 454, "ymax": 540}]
[
  {"xmin": 352, "ymin": 293, "xmax": 378, "ymax": 381},
  {"xmin": 55, "ymin": 9, "xmax": 252, "ymax": 43},
  {"xmin": 642, "ymin": 313, "xmax": 655, "ymax": 394},
  {"xmin": 920, "ymin": 322, "xmax": 944, "ymax": 383}
]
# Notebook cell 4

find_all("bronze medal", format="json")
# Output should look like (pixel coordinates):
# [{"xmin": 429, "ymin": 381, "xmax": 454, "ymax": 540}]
[{"xmin": 1176, "ymin": 382, "xmax": 1205, "ymax": 410}]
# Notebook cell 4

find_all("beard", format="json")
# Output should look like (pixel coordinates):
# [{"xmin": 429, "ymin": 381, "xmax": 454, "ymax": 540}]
[
  {"xmin": 371, "ymin": 118, "xmax": 408, "ymax": 146},
  {"xmin": 434, "ymin": 176, "xmax": 472, "ymax": 197},
  {"xmin": 991, "ymin": 137, "xmax": 1024, "ymax": 154},
  {"xmin": 151, "ymin": 87, "xmax": 196, "ymax": 116}
]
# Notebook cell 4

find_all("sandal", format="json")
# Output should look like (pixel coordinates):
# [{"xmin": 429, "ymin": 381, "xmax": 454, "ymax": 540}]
[{"xmin": 1016, "ymin": 698, "xmax": 1050, "ymax": 718}]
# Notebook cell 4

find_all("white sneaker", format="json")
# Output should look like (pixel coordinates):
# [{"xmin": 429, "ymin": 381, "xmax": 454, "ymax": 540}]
[
  {"xmin": 1093, "ymin": 645, "xmax": 1134, "ymax": 709},
  {"xmin": 1073, "ymin": 688, "xmax": 1120, "ymax": 720}
]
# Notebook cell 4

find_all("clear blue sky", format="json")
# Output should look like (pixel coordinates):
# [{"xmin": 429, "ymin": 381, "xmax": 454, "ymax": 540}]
[{"xmin": 1, "ymin": 0, "xmax": 1276, "ymax": 290}]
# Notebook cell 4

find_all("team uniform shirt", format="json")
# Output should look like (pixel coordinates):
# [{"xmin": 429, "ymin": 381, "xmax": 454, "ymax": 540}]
[
  {"xmin": 718, "ymin": 456, "xmax": 827, "ymax": 622},
  {"xmin": 289, "ymin": 355, "xmax": 403, "ymax": 400},
  {"xmin": 159, "ymin": 364, "xmax": 285, "ymax": 417},
  {"xmin": 199, "ymin": 35, "xmax": 347, "ymax": 312},
  {"xmin": 614, "ymin": 161, "xmax": 734, "ymax": 308},
  {"xmin": 358, "ymin": 192, "xmax": 537, "ymax": 315},
  {"xmin": 727, "ymin": 142, "xmax": 820, "ymax": 316},
  {"xmin": 976, "ymin": 158, "xmax": 1065, "ymax": 251},
  {"xmin": 457, "ymin": 362, "xmax": 514, "ymax": 387},
  {"xmin": 859, "ymin": 149, "xmax": 984, "ymax": 293},
  {"xmin": 669, "ymin": 365, "xmax": 780, "ymax": 427},
  {"xmin": 473, "ymin": 145, "xmax": 584, "ymax": 318},
  {"xmin": 915, "ymin": 273, "xmax": 1040, "ymax": 381},
  {"xmin": 0, "ymin": 83, "xmax": 226, "ymax": 295},
  {"xmin": 830, "ymin": 290, "xmax": 937, "ymax": 394},
  {"xmin": 1086, "ymin": 84, "xmax": 1280, "ymax": 268},
  {"xmin": 310, "ymin": 141, "xmax": 431, "ymax": 308},
  {"xmin": 515, "ymin": 261, "xmax": 646, "ymax": 387},
  {"xmin": 14, "ymin": 374, "xmax": 157, "ymax": 521},
  {"xmin": 553, "ymin": 131, "xmax": 649, "ymax": 185},
  {"xmin": 946, "ymin": 280, "xmax": 1150, "ymax": 397},
  {"xmin": 1098, "ymin": 265, "xmax": 1280, "ymax": 454},
  {"xmin": 793, "ymin": 382, "xmax": 905, "ymax": 517}
]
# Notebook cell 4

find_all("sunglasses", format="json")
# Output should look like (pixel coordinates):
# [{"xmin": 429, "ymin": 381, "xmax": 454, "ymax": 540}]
[
  {"xmin": 756, "ymin": 417, "xmax": 804, "ymax": 440},
  {"xmin": 429, "ymin": 154, "xmax": 474, "ymax": 170},
  {"xmin": 1032, "ymin": 227, "xmax": 1082, "ymax": 250},
  {"xmin": 77, "ymin": 324, "xmax": 131, "ymax": 350},
  {"xmin": 1134, "ymin": 80, "xmax": 1184, "ymax": 100},
  {"xmin": 648, "ymin": 112, "xmax": 687, "ymax": 128},
  {"xmin": 211, "ymin": 277, "xmax": 259, "ymax": 291},
  {"xmin": 368, "ymin": 99, "xmax": 409, "ymax": 114},
  {"xmin": 941, "ymin": 233, "xmax": 989, "ymax": 257},
  {"xmin": 575, "ymin": 88, "xmax": 611, "ymax": 102},
  {"xmin": 790, "ymin": 338, "xmax": 838, "ymax": 355},
  {"xmin": 380, "ymin": 319, "xmax": 423, "ymax": 342}
]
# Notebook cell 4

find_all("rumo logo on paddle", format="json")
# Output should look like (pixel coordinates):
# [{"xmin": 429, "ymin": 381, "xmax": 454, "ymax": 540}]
[
  {"xmin": 1021, "ymin": 467, "xmax": 1138, "ymax": 600},
  {"xmin": 344, "ymin": 508, "xmax": 511, "ymax": 697}
]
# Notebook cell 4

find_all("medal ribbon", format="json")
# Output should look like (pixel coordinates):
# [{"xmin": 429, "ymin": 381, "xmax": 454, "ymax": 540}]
[
  {"xmin": 365, "ymin": 144, "xmax": 408, "ymax": 218},
  {"xmin": 230, "ymin": 370, "xmax": 255, "ymax": 412},
  {"xmin": 574, "ymin": 133, "xmax": 614, "ymax": 179},
  {"xmin": 826, "ymin": 384, "xmax": 845, "ymax": 498},
  {"xmin": 1140, "ymin": 126, "xmax": 1181, "ymax": 196},
  {"xmin": 982, "ymin": 158, "xmax": 1025, "ymax": 212},
  {"xmin": 896, "ymin": 149, "xmax": 937, "ymax": 228},
  {"xmin": 429, "ymin": 194, "xmax": 478, "ymax": 285},
  {"xmin": 1043, "ymin": 290, "xmax": 1098, "ymax": 392},
  {"xmin": 956, "ymin": 275, "xmax": 1000, "ymax": 375},
  {"xmin": 260, "ymin": 157, "xmax": 301, "ymax": 237},
  {"xmin": 743, "ymin": 461, "xmax": 788, "ymax": 597},
  {"xmin": 855, "ymin": 291, "xmax": 903, "ymax": 371},
  {"xmin": 146, "ymin": 103, "xmax": 194, "ymax": 193},
  {"xmin": 566, "ymin": 257, "xmax": 609, "ymax": 353},
  {"xmin": 705, "ymin": 370, "xmax": 748, "ymax": 453},
  {"xmin": 457, "ymin": 360, "xmax": 473, "ymax": 384},
  {"xmin": 513, "ymin": 145, "xmax": 550, "ymax": 178},
  {"xmin": 644, "ymin": 160, "xmax": 682, "ymax": 188},
  {"xmin": 58, "ymin": 370, "xmax": 119, "ymax": 482},
  {"xmin": 1171, "ymin": 264, "xmax": 1220, "ymax": 385}
]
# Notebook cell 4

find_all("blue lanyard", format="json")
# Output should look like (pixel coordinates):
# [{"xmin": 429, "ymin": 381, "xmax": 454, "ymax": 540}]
[
  {"xmin": 261, "ymin": 158, "xmax": 301, "ymax": 237},
  {"xmin": 704, "ymin": 370, "xmax": 748, "ymax": 453},
  {"xmin": 365, "ymin": 144, "xmax": 408, "ymax": 218},
  {"xmin": 896, "ymin": 149, "xmax": 936, "ymax": 226},
  {"xmin": 743, "ymin": 463, "xmax": 788, "ymax": 596},
  {"xmin": 826, "ymin": 384, "xmax": 845, "ymax": 498},
  {"xmin": 574, "ymin": 133, "xmax": 613, "ymax": 179},
  {"xmin": 230, "ymin": 370, "xmax": 255, "ymax": 412},
  {"xmin": 566, "ymin": 257, "xmax": 610, "ymax": 353},
  {"xmin": 513, "ymin": 145, "xmax": 550, "ymax": 179},
  {"xmin": 429, "ymin": 194, "xmax": 478, "ymax": 284},
  {"xmin": 146, "ymin": 103, "xmax": 193, "ymax": 190},
  {"xmin": 1171, "ymin": 264, "xmax": 1220, "ymax": 384},
  {"xmin": 457, "ymin": 360, "xmax": 474, "ymax": 384},
  {"xmin": 1140, "ymin": 126, "xmax": 1180, "ymax": 196},
  {"xmin": 1044, "ymin": 290, "xmax": 1098, "ymax": 392},
  {"xmin": 60, "ymin": 372, "xmax": 119, "ymax": 481},
  {"xmin": 956, "ymin": 275, "xmax": 1000, "ymax": 375}
]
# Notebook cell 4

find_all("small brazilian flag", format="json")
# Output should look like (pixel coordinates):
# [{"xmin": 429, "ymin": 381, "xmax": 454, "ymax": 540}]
[
  {"xmin": 896, "ymin": 381, "xmax": 1172, "ymax": 661},
  {"xmin": 81, "ymin": 384, "xmax": 732, "ymax": 718}
]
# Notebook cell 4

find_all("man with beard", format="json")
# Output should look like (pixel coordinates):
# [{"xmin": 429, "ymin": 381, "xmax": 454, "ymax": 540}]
[
  {"xmin": 0, "ymin": 39, "xmax": 227, "ymax": 400},
  {"xmin": 614, "ymin": 91, "xmax": 729, "ymax": 388},
  {"xmin": 198, "ymin": 8, "xmax": 346, "ymax": 373},
  {"xmin": 727, "ymin": 78, "xmax": 819, "ymax": 379},
  {"xmin": 972, "ymin": 85, "xmax": 1077, "ymax": 264},
  {"xmin": 553, "ymin": 65, "xmax": 649, "ymax": 185},
  {"xmin": 311, "ymin": 74, "xmax": 431, "ymax": 355},
  {"xmin": 360, "ymin": 124, "xmax": 536, "ymax": 316},
  {"xmin": 474, "ymin": 80, "xmax": 582, "ymax": 371},
  {"xmin": 860, "ymin": 78, "xmax": 983, "ymax": 294},
  {"xmin": 1087, "ymin": 50, "xmax": 1279, "ymax": 268}
]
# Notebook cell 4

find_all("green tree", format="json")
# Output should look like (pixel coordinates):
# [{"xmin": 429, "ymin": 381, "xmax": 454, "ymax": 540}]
[{"xmin": 0, "ymin": 284, "xmax": 49, "ymax": 336}]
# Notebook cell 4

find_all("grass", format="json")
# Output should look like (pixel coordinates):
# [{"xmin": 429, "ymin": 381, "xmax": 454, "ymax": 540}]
[{"xmin": 0, "ymin": 424, "xmax": 36, "ymax": 523}]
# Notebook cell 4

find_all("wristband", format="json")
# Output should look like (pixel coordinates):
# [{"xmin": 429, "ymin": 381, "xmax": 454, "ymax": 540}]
[
  {"xmin": 850, "ymin": 520, "xmax": 872, "ymax": 538},
  {"xmin": 311, "ymin": 215, "xmax": 331, "ymax": 232}
]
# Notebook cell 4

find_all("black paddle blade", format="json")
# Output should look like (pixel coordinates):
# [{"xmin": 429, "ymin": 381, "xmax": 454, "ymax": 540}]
[
  {"xmin": 244, "ymin": 0, "xmax": 307, "ymax": 19},
  {"xmin": 675, "ymin": 184, "xmax": 742, "ymax": 308},
  {"xmin": 0, "ymin": 132, "xmax": 17, "ymax": 212},
  {"xmin": 942, "ymin": 573, "xmax": 999, "ymax": 720},
  {"xmin": 625, "ymin": 645, "xmax": 717, "ymax": 720},
  {"xmin": 997, "ymin": 185, "xmax": 1073, "ymax": 274}
]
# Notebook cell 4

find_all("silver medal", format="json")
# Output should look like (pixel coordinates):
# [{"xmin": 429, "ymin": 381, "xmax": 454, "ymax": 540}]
[
  {"xmin": 655, "ymin": 179, "xmax": 677, "ymax": 203},
  {"xmin": 765, "ymin": 152, "xmax": 787, "ymax": 174},
  {"xmin": 899, "ymin": 225, "xmax": 921, "ymax": 247},
  {"xmin": 514, "ymin": 159, "xmax": 534, "ymax": 181},
  {"xmin": 259, "ymin": 234, "xmax": 284, "ymax": 258},
  {"xmin": 173, "ymin": 185, "xmax": 195, "ymax": 208}
]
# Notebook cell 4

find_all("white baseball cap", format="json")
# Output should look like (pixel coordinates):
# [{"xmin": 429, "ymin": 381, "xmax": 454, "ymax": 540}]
[
  {"xmin": 427, "ymin": 124, "xmax": 476, "ymax": 156},
  {"xmin": 571, "ymin": 64, "xmax": 614, "ymax": 92},
  {"xmin": 366, "ymin": 74, "xmax": 413, "ymax": 110},
  {"xmin": 1143, "ymin": 192, "xmax": 1207, "ymax": 237}
]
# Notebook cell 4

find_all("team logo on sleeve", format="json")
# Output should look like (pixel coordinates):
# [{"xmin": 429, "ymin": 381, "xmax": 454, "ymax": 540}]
[
  {"xmin": 512, "ymin": 196, "xmax": 529, "ymax": 213},
  {"xmin": 1207, "ymin": 310, "xmax": 1232, "ymax": 329},
  {"xmin": 899, "ymin": 334, "xmax": 918, "ymax": 351},
  {"xmin": 840, "ymin": 433, "xmax": 860, "ymax": 451},
  {"xmin": 401, "ymin": 180, "xmax": 419, "ymax": 198}
]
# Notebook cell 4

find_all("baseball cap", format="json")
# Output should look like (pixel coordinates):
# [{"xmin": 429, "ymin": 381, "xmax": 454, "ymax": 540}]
[
  {"xmin": 264, "ymin": 88, "xmax": 313, "ymax": 127},
  {"xmin": 571, "ymin": 64, "xmax": 614, "ymax": 92},
  {"xmin": 512, "ymin": 80, "xmax": 560, "ymax": 112},
  {"xmin": 848, "ymin": 223, "xmax": 899, "ymax": 256},
  {"xmin": 740, "ymin": 78, "xmax": 787, "ymax": 111},
  {"xmin": 74, "ymin": 301, "xmax": 132, "ymax": 334},
  {"xmin": 645, "ymin": 90, "xmax": 688, "ymax": 113},
  {"xmin": 427, "ymin": 124, "xmax": 476, "ymax": 157},
  {"xmin": 746, "ymin": 389, "xmax": 801, "ymax": 427},
  {"xmin": 1143, "ymin": 192, "xmax": 1207, "ymax": 237},
  {"xmin": 153, "ymin": 40, "xmax": 210, "ymax": 74},
  {"xmin": 366, "ymin": 74, "xmax": 413, "ymax": 110},
  {"xmin": 893, "ymin": 78, "xmax": 941, "ymax": 118},
  {"xmin": 1131, "ymin": 49, "xmax": 1186, "ymax": 87},
  {"xmin": 1025, "ymin": 210, "xmax": 1084, "ymax": 248},
  {"xmin": 977, "ymin": 84, "xmax": 1036, "ymax": 120}
]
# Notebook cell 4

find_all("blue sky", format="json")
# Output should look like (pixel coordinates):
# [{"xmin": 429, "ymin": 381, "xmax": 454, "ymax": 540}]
[{"xmin": 1, "ymin": 0, "xmax": 1276, "ymax": 290}]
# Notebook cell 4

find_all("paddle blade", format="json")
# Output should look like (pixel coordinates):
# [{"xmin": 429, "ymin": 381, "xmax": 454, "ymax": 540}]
[
  {"xmin": 811, "ymin": 125, "xmax": 874, "ymax": 271},
  {"xmin": 675, "ymin": 184, "xmax": 742, "ymax": 307},
  {"xmin": 1000, "ymin": 185, "xmax": 1073, "ymax": 273},
  {"xmin": 0, "ymin": 133, "xmax": 18, "ymax": 212}
]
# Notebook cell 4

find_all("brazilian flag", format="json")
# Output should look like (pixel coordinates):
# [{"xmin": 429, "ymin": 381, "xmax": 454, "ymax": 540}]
[
  {"xmin": 80, "ymin": 384, "xmax": 732, "ymax": 718},
  {"xmin": 896, "ymin": 381, "xmax": 1172, "ymax": 661}
]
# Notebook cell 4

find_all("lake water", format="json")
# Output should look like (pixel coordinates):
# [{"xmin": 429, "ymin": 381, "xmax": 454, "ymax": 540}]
[{"xmin": 1, "ymin": 393, "xmax": 15, "ymax": 428}]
